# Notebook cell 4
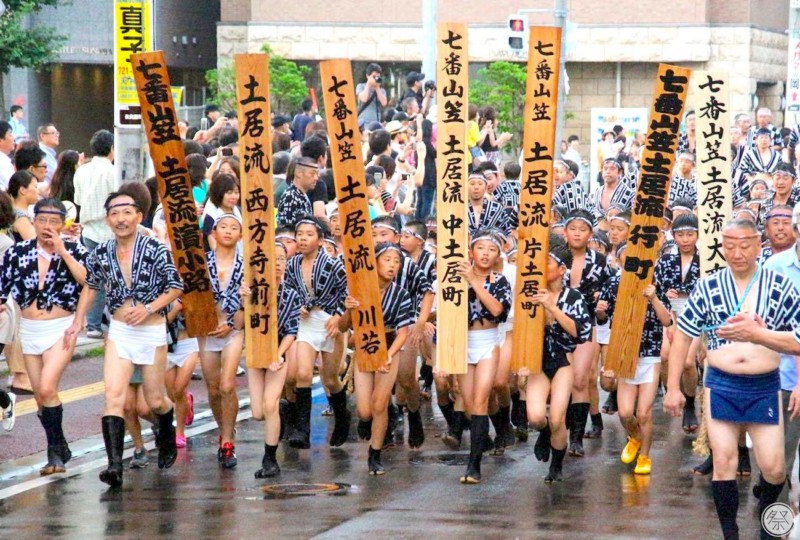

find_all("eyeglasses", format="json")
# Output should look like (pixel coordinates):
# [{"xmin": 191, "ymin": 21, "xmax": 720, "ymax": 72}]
[
  {"xmin": 34, "ymin": 217, "xmax": 64, "ymax": 226},
  {"xmin": 33, "ymin": 164, "xmax": 48, "ymax": 169},
  {"xmin": 41, "ymin": 130, "xmax": 59, "ymax": 136}
]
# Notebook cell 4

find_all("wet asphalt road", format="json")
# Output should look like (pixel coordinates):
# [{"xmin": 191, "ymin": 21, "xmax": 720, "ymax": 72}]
[{"xmin": 0, "ymin": 387, "xmax": 794, "ymax": 540}]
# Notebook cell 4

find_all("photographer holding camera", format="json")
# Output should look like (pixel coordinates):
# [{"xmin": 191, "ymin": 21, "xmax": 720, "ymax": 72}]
[
  {"xmin": 401, "ymin": 72, "xmax": 434, "ymax": 118},
  {"xmin": 357, "ymin": 63, "xmax": 388, "ymax": 124}
]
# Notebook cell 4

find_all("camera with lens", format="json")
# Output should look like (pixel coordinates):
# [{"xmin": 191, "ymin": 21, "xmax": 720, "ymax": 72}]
[
  {"xmin": 424, "ymin": 80, "xmax": 436, "ymax": 92},
  {"xmin": 374, "ymin": 75, "xmax": 382, "ymax": 84}
]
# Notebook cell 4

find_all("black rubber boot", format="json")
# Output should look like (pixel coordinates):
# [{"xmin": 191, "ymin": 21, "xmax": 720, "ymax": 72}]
[
  {"xmin": 585, "ymin": 412, "xmax": 603, "ymax": 439},
  {"xmin": 756, "ymin": 476, "xmax": 785, "ymax": 539},
  {"xmin": 279, "ymin": 399, "xmax": 292, "ymax": 441},
  {"xmin": 407, "ymin": 409, "xmax": 425, "ymax": 449},
  {"xmin": 443, "ymin": 411, "xmax": 465, "ymax": 450},
  {"xmin": 568, "ymin": 403, "xmax": 589, "ymax": 457},
  {"xmin": 438, "ymin": 400, "xmax": 456, "ymax": 431},
  {"xmin": 255, "ymin": 444, "xmax": 280, "ymax": 478},
  {"xmin": 601, "ymin": 390, "xmax": 618, "ymax": 415},
  {"xmin": 489, "ymin": 412, "xmax": 505, "ymax": 455},
  {"xmin": 693, "ymin": 452, "xmax": 713, "ymax": 476},
  {"xmin": 357, "ymin": 418, "xmax": 373, "ymax": 440},
  {"xmin": 157, "ymin": 408, "xmax": 177, "ymax": 469},
  {"xmin": 461, "ymin": 415, "xmax": 488, "ymax": 484},
  {"xmin": 737, "ymin": 445, "xmax": 751, "ymax": 476},
  {"xmin": 499, "ymin": 406, "xmax": 515, "ymax": 448},
  {"xmin": 99, "ymin": 415, "xmax": 125, "ymax": 488},
  {"xmin": 49, "ymin": 404, "xmax": 71, "ymax": 464},
  {"xmin": 368, "ymin": 446, "xmax": 385, "ymax": 475},
  {"xmin": 545, "ymin": 446, "xmax": 566, "ymax": 483},
  {"xmin": 512, "ymin": 393, "xmax": 529, "ymax": 442},
  {"xmin": 682, "ymin": 395, "xmax": 699, "ymax": 433},
  {"xmin": 384, "ymin": 402, "xmax": 399, "ymax": 447},
  {"xmin": 328, "ymin": 388, "xmax": 352, "ymax": 447},
  {"xmin": 289, "ymin": 387, "xmax": 312, "ymax": 449},
  {"xmin": 534, "ymin": 420, "xmax": 552, "ymax": 462},
  {"xmin": 39, "ymin": 406, "xmax": 66, "ymax": 475},
  {"xmin": 711, "ymin": 480, "xmax": 739, "ymax": 540}
]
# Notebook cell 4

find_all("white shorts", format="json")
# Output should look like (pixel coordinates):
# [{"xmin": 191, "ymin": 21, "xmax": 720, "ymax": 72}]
[
  {"xmin": 108, "ymin": 320, "xmax": 168, "ymax": 366},
  {"xmin": 168, "ymin": 338, "xmax": 199, "ymax": 368},
  {"xmin": 670, "ymin": 296, "xmax": 689, "ymax": 318},
  {"xmin": 20, "ymin": 315, "xmax": 75, "ymax": 355},
  {"xmin": 621, "ymin": 357, "xmax": 661, "ymax": 386},
  {"xmin": 498, "ymin": 320, "xmax": 513, "ymax": 342},
  {"xmin": 297, "ymin": 310, "xmax": 335, "ymax": 353},
  {"xmin": 596, "ymin": 320, "xmax": 611, "ymax": 345},
  {"xmin": 468, "ymin": 327, "xmax": 500, "ymax": 365},
  {"xmin": 200, "ymin": 331, "xmax": 241, "ymax": 353}
]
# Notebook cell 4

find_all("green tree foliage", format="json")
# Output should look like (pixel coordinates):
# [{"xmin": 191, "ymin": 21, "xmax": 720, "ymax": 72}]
[
  {"xmin": 0, "ymin": 1, "xmax": 68, "ymax": 115},
  {"xmin": 205, "ymin": 44, "xmax": 311, "ymax": 115},
  {"xmin": 469, "ymin": 61, "xmax": 527, "ymax": 154}
]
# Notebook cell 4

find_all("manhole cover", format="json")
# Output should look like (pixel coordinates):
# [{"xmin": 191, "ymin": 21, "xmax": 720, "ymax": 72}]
[{"xmin": 260, "ymin": 483, "xmax": 350, "ymax": 496}]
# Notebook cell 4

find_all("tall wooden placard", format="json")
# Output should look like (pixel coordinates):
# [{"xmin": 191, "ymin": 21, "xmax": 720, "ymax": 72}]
[
  {"xmin": 605, "ymin": 64, "xmax": 691, "ymax": 378},
  {"xmin": 320, "ymin": 60, "xmax": 387, "ymax": 372},
  {"xmin": 511, "ymin": 27, "xmax": 561, "ymax": 374},
  {"xmin": 234, "ymin": 54, "xmax": 278, "ymax": 369},
  {"xmin": 435, "ymin": 23, "xmax": 469, "ymax": 375},
  {"xmin": 131, "ymin": 51, "xmax": 216, "ymax": 337},
  {"xmin": 694, "ymin": 72, "xmax": 732, "ymax": 276}
]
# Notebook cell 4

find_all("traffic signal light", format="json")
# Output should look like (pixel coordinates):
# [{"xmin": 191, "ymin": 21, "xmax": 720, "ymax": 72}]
[{"xmin": 508, "ymin": 15, "xmax": 527, "ymax": 53}]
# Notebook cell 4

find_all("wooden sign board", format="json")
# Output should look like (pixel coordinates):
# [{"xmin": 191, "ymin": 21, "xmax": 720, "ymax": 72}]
[
  {"xmin": 605, "ymin": 64, "xmax": 691, "ymax": 378},
  {"xmin": 435, "ymin": 23, "xmax": 469, "ymax": 376},
  {"xmin": 320, "ymin": 59, "xmax": 387, "ymax": 373},
  {"xmin": 234, "ymin": 54, "xmax": 278, "ymax": 370},
  {"xmin": 511, "ymin": 26, "xmax": 561, "ymax": 374},
  {"xmin": 131, "ymin": 50, "xmax": 217, "ymax": 337},
  {"xmin": 694, "ymin": 72, "xmax": 732, "ymax": 276}
]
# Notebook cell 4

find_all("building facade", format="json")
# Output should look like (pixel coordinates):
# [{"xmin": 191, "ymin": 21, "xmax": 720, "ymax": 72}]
[
  {"xmin": 3, "ymin": 0, "xmax": 220, "ymax": 152},
  {"xmin": 218, "ymin": 0, "xmax": 790, "ymax": 144}
]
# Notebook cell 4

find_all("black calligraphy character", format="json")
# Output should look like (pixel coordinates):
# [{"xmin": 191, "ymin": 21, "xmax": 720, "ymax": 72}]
[
  {"xmin": 441, "ymin": 286, "xmax": 464, "ymax": 306},
  {"xmin": 707, "ymin": 237, "xmax": 725, "ymax": 263},
  {"xmin": 698, "ymin": 74, "xmax": 723, "ymax": 92},
  {"xmin": 442, "ymin": 238, "xmax": 461, "ymax": 259},
  {"xmin": 167, "ymin": 198, "xmax": 197, "ymax": 223},
  {"xmin": 172, "ymin": 223, "xmax": 201, "ymax": 252},
  {"xmin": 333, "ymin": 98, "xmax": 352, "ymax": 121},
  {"xmin": 442, "ymin": 80, "xmax": 464, "ymax": 98},
  {"xmin": 338, "ymin": 175, "xmax": 364, "ymax": 204},
  {"xmin": 443, "ymin": 261, "xmax": 460, "ymax": 283},
  {"xmin": 534, "ymin": 41, "xmax": 554, "ymax": 56},
  {"xmin": 348, "ymin": 245, "xmax": 375, "ymax": 272},
  {"xmin": 343, "ymin": 209, "xmax": 367, "ymax": 238},
  {"xmin": 520, "ymin": 202, "xmax": 548, "ymax": 227},
  {"xmin": 251, "ymin": 278, "xmax": 270, "ymax": 306},
  {"xmin": 649, "ymin": 114, "xmax": 680, "ymax": 134},
  {"xmin": 147, "ymin": 104, "xmax": 180, "ymax": 144},
  {"xmin": 523, "ymin": 169, "xmax": 548, "ymax": 195},
  {"xmin": 659, "ymin": 69, "xmax": 688, "ymax": 93},
  {"xmin": 245, "ymin": 187, "xmax": 270, "ymax": 213},
  {"xmin": 525, "ymin": 142, "xmax": 552, "ymax": 162},
  {"xmin": 335, "ymin": 121, "xmax": 354, "ymax": 141},
  {"xmin": 638, "ymin": 174, "xmax": 667, "ymax": 199},
  {"xmin": 327, "ymin": 76, "xmax": 348, "ymax": 97},
  {"xmin": 520, "ymin": 279, "xmax": 539, "ymax": 297},
  {"xmin": 442, "ymin": 134, "xmax": 460, "ymax": 155},
  {"xmin": 654, "ymin": 93, "xmax": 684, "ymax": 116},
  {"xmin": 532, "ymin": 102, "xmax": 551, "ymax": 121},
  {"xmin": 701, "ymin": 138, "xmax": 724, "ymax": 164},
  {"xmin": 521, "ymin": 238, "xmax": 543, "ymax": 260},
  {"xmin": 642, "ymin": 152, "xmax": 672, "ymax": 175},
  {"xmin": 244, "ymin": 142, "xmax": 271, "ymax": 174},
  {"xmin": 242, "ymin": 108, "xmax": 265, "ymax": 138},
  {"xmin": 360, "ymin": 330, "xmax": 382, "ymax": 355},
  {"xmin": 442, "ymin": 100, "xmax": 464, "ymax": 123},
  {"xmin": 629, "ymin": 225, "xmax": 660, "ymax": 248},
  {"xmin": 250, "ymin": 313, "xmax": 269, "ymax": 335},
  {"xmin": 520, "ymin": 260, "xmax": 544, "ymax": 278},
  {"xmin": 634, "ymin": 193, "xmax": 666, "ymax": 217},
  {"xmin": 441, "ymin": 214, "xmax": 464, "ymax": 235},
  {"xmin": 646, "ymin": 130, "xmax": 677, "ymax": 153},
  {"xmin": 358, "ymin": 306, "xmax": 377, "ymax": 326},
  {"xmin": 338, "ymin": 141, "xmax": 356, "ymax": 161},
  {"xmin": 535, "ymin": 60, "xmax": 554, "ymax": 80},
  {"xmin": 442, "ymin": 157, "xmax": 463, "ymax": 180},
  {"xmin": 623, "ymin": 256, "xmax": 654, "ymax": 280},
  {"xmin": 699, "ymin": 95, "xmax": 726, "ymax": 121},
  {"xmin": 250, "ymin": 246, "xmax": 268, "ymax": 274},
  {"xmin": 705, "ymin": 210, "xmax": 726, "ymax": 233},
  {"xmin": 249, "ymin": 218, "xmax": 270, "ymax": 244},
  {"xmin": 702, "ymin": 122, "xmax": 724, "ymax": 140},
  {"xmin": 444, "ymin": 52, "xmax": 462, "ymax": 76},
  {"xmin": 533, "ymin": 83, "xmax": 551, "ymax": 98},
  {"xmin": 240, "ymin": 75, "xmax": 266, "ymax": 106},
  {"xmin": 441, "ymin": 29, "xmax": 463, "ymax": 49},
  {"xmin": 443, "ymin": 181, "xmax": 463, "ymax": 204}
]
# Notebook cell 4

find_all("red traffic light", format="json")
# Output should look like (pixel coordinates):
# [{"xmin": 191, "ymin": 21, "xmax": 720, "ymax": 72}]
[{"xmin": 509, "ymin": 18, "xmax": 525, "ymax": 32}]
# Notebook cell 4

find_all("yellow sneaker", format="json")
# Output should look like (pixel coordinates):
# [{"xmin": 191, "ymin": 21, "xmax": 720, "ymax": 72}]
[
  {"xmin": 634, "ymin": 455, "xmax": 652, "ymax": 475},
  {"xmin": 620, "ymin": 437, "xmax": 641, "ymax": 464}
]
